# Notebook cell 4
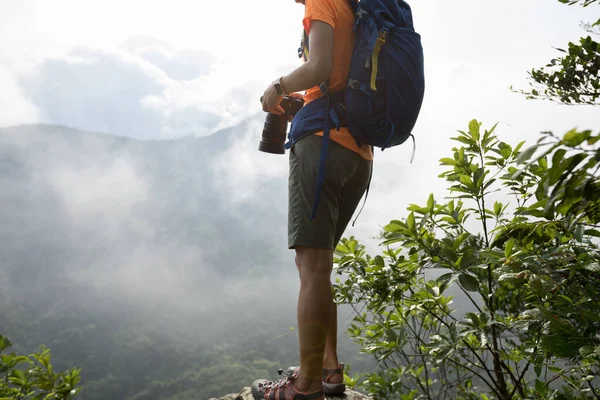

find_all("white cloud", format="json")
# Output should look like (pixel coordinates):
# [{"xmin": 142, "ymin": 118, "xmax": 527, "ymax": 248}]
[
  {"xmin": 3, "ymin": 0, "xmax": 596, "ymax": 142},
  {"xmin": 0, "ymin": 65, "xmax": 39, "ymax": 127},
  {"xmin": 123, "ymin": 35, "xmax": 216, "ymax": 81},
  {"xmin": 211, "ymin": 115, "xmax": 290, "ymax": 205},
  {"xmin": 20, "ymin": 46, "xmax": 169, "ymax": 138},
  {"xmin": 47, "ymin": 147, "xmax": 151, "ymax": 239},
  {"xmin": 2, "ymin": 0, "xmax": 599, "ymax": 354},
  {"xmin": 14, "ymin": 43, "xmax": 267, "ymax": 139},
  {"xmin": 1, "ymin": 0, "xmax": 599, "ymax": 245}
]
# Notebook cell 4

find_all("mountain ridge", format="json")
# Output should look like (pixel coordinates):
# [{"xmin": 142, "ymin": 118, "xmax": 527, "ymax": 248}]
[
  {"xmin": 0, "ymin": 120, "xmax": 376, "ymax": 400},
  {"xmin": 0, "ymin": 110, "xmax": 265, "ymax": 143}
]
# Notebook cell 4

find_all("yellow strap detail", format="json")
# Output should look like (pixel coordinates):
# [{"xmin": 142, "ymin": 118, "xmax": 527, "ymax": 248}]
[{"xmin": 370, "ymin": 33, "xmax": 388, "ymax": 91}]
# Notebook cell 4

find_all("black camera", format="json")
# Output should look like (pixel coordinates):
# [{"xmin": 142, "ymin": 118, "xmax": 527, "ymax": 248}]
[{"xmin": 259, "ymin": 96, "xmax": 305, "ymax": 154}]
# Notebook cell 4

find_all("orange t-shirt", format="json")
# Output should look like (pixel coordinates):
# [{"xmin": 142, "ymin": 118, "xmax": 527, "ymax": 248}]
[{"xmin": 303, "ymin": 0, "xmax": 374, "ymax": 161}]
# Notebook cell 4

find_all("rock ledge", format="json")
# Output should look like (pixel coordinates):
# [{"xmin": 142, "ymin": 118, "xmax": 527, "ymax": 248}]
[{"xmin": 209, "ymin": 387, "xmax": 373, "ymax": 400}]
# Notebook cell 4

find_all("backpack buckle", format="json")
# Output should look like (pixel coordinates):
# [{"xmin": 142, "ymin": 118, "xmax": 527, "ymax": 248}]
[
  {"xmin": 347, "ymin": 79, "xmax": 360, "ymax": 90},
  {"xmin": 319, "ymin": 82, "xmax": 329, "ymax": 94},
  {"xmin": 378, "ymin": 30, "xmax": 389, "ymax": 42},
  {"xmin": 356, "ymin": 9, "xmax": 369, "ymax": 21}
]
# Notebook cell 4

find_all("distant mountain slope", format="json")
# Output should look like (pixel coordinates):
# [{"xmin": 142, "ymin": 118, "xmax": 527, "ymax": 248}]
[
  {"xmin": 0, "ymin": 118, "xmax": 294, "ymax": 347},
  {"xmin": 0, "ymin": 119, "xmax": 288, "ymax": 277},
  {"xmin": 0, "ymin": 121, "xmax": 375, "ymax": 399}
]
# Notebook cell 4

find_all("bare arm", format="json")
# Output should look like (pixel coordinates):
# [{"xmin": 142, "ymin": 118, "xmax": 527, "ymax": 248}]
[
  {"xmin": 281, "ymin": 20, "xmax": 334, "ymax": 93},
  {"xmin": 262, "ymin": 20, "xmax": 335, "ymax": 113}
]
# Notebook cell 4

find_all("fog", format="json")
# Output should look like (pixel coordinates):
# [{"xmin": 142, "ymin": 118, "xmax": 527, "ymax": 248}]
[
  {"xmin": 0, "ymin": 118, "xmax": 477, "ymax": 399},
  {"xmin": 1, "ymin": 1, "xmax": 599, "ymax": 397},
  {"xmin": 0, "ymin": 124, "xmax": 289, "ymax": 333}
]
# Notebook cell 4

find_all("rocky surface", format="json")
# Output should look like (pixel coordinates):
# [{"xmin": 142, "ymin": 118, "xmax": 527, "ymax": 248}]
[{"xmin": 209, "ymin": 387, "xmax": 373, "ymax": 400}]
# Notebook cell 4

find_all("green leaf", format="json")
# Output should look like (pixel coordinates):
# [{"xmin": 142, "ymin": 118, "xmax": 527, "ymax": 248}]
[
  {"xmin": 441, "ymin": 216, "xmax": 457, "ymax": 224},
  {"xmin": 513, "ymin": 140, "xmax": 526, "ymax": 155},
  {"xmin": 574, "ymin": 224, "xmax": 585, "ymax": 242},
  {"xmin": 499, "ymin": 273, "xmax": 522, "ymax": 283},
  {"xmin": 407, "ymin": 212, "xmax": 416, "ymax": 231},
  {"xmin": 407, "ymin": 204, "xmax": 427, "ymax": 215},
  {"xmin": 531, "ymin": 276, "xmax": 544, "ymax": 293},
  {"xmin": 440, "ymin": 157, "xmax": 458, "ymax": 165},
  {"xmin": 499, "ymin": 142, "xmax": 512, "ymax": 159},
  {"xmin": 438, "ymin": 273, "xmax": 459, "ymax": 293},
  {"xmin": 458, "ymin": 273, "xmax": 480, "ymax": 292},
  {"xmin": 516, "ymin": 145, "xmax": 537, "ymax": 164},
  {"xmin": 535, "ymin": 378, "xmax": 545, "ymax": 393},
  {"xmin": 459, "ymin": 175, "xmax": 474, "ymax": 190},
  {"xmin": 473, "ymin": 167, "xmax": 486, "ymax": 189},
  {"xmin": 469, "ymin": 119, "xmax": 481, "ymax": 141},
  {"xmin": 493, "ymin": 201, "xmax": 502, "ymax": 216},
  {"xmin": 427, "ymin": 194, "xmax": 434, "ymax": 211},
  {"xmin": 562, "ymin": 128, "xmax": 591, "ymax": 147},
  {"xmin": 465, "ymin": 312, "xmax": 480, "ymax": 326},
  {"xmin": 551, "ymin": 148, "xmax": 567, "ymax": 169},
  {"xmin": 452, "ymin": 136, "xmax": 475, "ymax": 146},
  {"xmin": 584, "ymin": 263, "xmax": 600, "ymax": 272},
  {"xmin": 505, "ymin": 238, "xmax": 515, "ymax": 258}
]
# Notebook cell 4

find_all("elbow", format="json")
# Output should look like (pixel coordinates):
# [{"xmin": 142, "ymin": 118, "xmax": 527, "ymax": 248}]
[{"xmin": 309, "ymin": 60, "xmax": 333, "ymax": 86}]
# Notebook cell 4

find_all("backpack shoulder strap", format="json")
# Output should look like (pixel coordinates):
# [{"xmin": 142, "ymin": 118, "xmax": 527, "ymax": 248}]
[
  {"xmin": 301, "ymin": 0, "xmax": 357, "ymax": 60},
  {"xmin": 298, "ymin": 29, "xmax": 309, "ymax": 61},
  {"xmin": 348, "ymin": 0, "xmax": 358, "ymax": 14}
]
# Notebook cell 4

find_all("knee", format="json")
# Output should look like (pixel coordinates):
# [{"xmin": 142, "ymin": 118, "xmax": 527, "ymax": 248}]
[{"xmin": 295, "ymin": 247, "xmax": 333, "ymax": 282}]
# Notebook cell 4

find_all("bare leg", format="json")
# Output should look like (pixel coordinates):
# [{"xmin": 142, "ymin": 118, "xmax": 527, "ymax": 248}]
[
  {"xmin": 323, "ymin": 296, "xmax": 342, "ymax": 377},
  {"xmin": 293, "ymin": 246, "xmax": 333, "ymax": 394},
  {"xmin": 295, "ymin": 255, "xmax": 342, "ymax": 381}
]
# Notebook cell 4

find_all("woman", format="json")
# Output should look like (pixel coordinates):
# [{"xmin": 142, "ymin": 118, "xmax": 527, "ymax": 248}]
[{"xmin": 253, "ymin": 0, "xmax": 372, "ymax": 399}]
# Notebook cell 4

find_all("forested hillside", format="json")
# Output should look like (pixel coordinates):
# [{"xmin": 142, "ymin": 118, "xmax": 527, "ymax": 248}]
[{"xmin": 0, "ymin": 122, "xmax": 375, "ymax": 399}]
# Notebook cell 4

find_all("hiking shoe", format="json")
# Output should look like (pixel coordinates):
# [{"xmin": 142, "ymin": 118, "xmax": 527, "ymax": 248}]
[
  {"xmin": 251, "ymin": 369, "xmax": 324, "ymax": 400},
  {"xmin": 280, "ymin": 363, "xmax": 346, "ymax": 396}
]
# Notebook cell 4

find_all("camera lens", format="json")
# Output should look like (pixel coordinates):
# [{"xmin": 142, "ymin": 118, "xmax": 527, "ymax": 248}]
[{"xmin": 259, "ymin": 113, "xmax": 288, "ymax": 154}]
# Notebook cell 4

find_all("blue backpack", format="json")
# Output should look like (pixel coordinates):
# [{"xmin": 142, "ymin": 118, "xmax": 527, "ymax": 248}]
[{"xmin": 286, "ymin": 0, "xmax": 425, "ymax": 221}]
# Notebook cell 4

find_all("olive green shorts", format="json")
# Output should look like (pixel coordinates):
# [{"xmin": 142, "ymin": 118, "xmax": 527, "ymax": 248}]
[{"xmin": 288, "ymin": 134, "xmax": 372, "ymax": 250}]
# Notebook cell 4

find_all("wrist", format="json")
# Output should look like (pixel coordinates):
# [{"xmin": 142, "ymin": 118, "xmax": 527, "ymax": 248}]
[
  {"xmin": 274, "ymin": 76, "xmax": 288, "ymax": 96},
  {"xmin": 280, "ymin": 76, "xmax": 288, "ymax": 96}
]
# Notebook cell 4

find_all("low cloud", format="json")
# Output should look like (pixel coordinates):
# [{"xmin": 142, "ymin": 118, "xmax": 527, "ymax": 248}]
[
  {"xmin": 134, "ymin": 46, "xmax": 215, "ymax": 81},
  {"xmin": 48, "ymin": 152, "xmax": 150, "ymax": 228},
  {"xmin": 13, "ymin": 39, "xmax": 263, "ymax": 140},
  {"xmin": 0, "ymin": 65, "xmax": 39, "ymax": 127},
  {"xmin": 211, "ymin": 116, "xmax": 289, "ymax": 205}
]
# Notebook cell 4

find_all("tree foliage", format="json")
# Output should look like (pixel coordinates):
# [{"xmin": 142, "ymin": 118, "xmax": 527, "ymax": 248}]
[
  {"xmin": 0, "ymin": 335, "xmax": 81, "ymax": 400},
  {"xmin": 334, "ymin": 1, "xmax": 600, "ymax": 396},
  {"xmin": 333, "ymin": 121, "xmax": 600, "ymax": 399},
  {"xmin": 513, "ymin": 0, "xmax": 600, "ymax": 105},
  {"xmin": 558, "ymin": 0, "xmax": 599, "ymax": 7},
  {"xmin": 515, "ymin": 36, "xmax": 600, "ymax": 105}
]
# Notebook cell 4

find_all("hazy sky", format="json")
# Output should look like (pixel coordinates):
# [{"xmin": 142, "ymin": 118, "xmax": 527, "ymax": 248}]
[
  {"xmin": 1, "ymin": 3, "xmax": 600, "ymax": 375},
  {"xmin": 1, "ymin": 0, "xmax": 599, "ymax": 245}
]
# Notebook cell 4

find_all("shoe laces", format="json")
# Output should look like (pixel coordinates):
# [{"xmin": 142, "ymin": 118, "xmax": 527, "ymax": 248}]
[
  {"xmin": 277, "ymin": 368, "xmax": 296, "ymax": 379},
  {"xmin": 262, "ymin": 375, "xmax": 295, "ymax": 397}
]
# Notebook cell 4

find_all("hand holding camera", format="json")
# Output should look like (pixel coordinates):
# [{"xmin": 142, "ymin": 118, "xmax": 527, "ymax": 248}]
[
  {"xmin": 261, "ymin": 78, "xmax": 287, "ymax": 115},
  {"xmin": 258, "ymin": 94, "xmax": 305, "ymax": 155}
]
